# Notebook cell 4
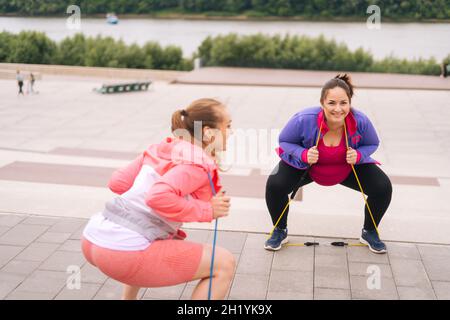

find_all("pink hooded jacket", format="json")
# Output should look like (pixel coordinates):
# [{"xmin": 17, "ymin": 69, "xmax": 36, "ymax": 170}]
[{"xmin": 108, "ymin": 137, "xmax": 222, "ymax": 230}]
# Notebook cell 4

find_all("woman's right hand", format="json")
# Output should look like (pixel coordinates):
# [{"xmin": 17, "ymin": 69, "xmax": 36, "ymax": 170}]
[
  {"xmin": 307, "ymin": 146, "xmax": 319, "ymax": 164},
  {"xmin": 210, "ymin": 192, "xmax": 230, "ymax": 219}
]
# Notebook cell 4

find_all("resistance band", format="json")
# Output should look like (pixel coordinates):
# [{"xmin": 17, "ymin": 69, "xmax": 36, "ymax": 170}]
[
  {"xmin": 267, "ymin": 121, "xmax": 322, "ymax": 240},
  {"xmin": 284, "ymin": 241, "xmax": 367, "ymax": 247},
  {"xmin": 343, "ymin": 121, "xmax": 380, "ymax": 237},
  {"xmin": 206, "ymin": 171, "xmax": 218, "ymax": 300}
]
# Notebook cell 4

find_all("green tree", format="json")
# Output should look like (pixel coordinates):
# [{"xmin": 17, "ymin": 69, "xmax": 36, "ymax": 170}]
[
  {"xmin": 9, "ymin": 31, "xmax": 57, "ymax": 64},
  {"xmin": 443, "ymin": 54, "xmax": 450, "ymax": 65},
  {"xmin": 142, "ymin": 42, "xmax": 164, "ymax": 69},
  {"xmin": 84, "ymin": 36, "xmax": 126, "ymax": 67},
  {"xmin": 0, "ymin": 31, "xmax": 15, "ymax": 62},
  {"xmin": 56, "ymin": 33, "xmax": 88, "ymax": 66},
  {"xmin": 160, "ymin": 45, "xmax": 185, "ymax": 69},
  {"xmin": 120, "ymin": 44, "xmax": 148, "ymax": 69},
  {"xmin": 196, "ymin": 32, "xmax": 443, "ymax": 75}
]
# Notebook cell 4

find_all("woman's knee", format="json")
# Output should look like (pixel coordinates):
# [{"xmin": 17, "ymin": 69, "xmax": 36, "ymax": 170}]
[
  {"xmin": 195, "ymin": 245, "xmax": 235, "ymax": 280},
  {"xmin": 266, "ymin": 175, "xmax": 290, "ymax": 195},
  {"xmin": 215, "ymin": 247, "xmax": 236, "ymax": 278},
  {"xmin": 369, "ymin": 176, "xmax": 392, "ymax": 197}
]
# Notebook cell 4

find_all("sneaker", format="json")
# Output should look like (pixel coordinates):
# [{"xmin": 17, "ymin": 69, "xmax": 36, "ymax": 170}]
[
  {"xmin": 264, "ymin": 227, "xmax": 288, "ymax": 251},
  {"xmin": 359, "ymin": 229, "xmax": 387, "ymax": 254}
]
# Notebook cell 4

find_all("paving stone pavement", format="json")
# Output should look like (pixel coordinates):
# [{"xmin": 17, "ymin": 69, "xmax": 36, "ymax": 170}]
[{"xmin": 1, "ymin": 213, "xmax": 449, "ymax": 300}]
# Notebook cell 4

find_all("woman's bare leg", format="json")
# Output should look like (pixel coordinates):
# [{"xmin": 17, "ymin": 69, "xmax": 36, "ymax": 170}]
[
  {"xmin": 121, "ymin": 284, "xmax": 141, "ymax": 300},
  {"xmin": 190, "ymin": 244, "xmax": 236, "ymax": 300}
]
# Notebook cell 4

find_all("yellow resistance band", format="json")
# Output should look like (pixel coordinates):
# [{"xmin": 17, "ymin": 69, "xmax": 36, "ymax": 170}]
[
  {"xmin": 267, "ymin": 121, "xmax": 323, "ymax": 240},
  {"xmin": 343, "ymin": 121, "xmax": 380, "ymax": 237},
  {"xmin": 267, "ymin": 119, "xmax": 380, "ymax": 241}
]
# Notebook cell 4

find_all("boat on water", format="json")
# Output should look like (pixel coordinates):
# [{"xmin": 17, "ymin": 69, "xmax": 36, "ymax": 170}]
[{"xmin": 106, "ymin": 13, "xmax": 119, "ymax": 24}]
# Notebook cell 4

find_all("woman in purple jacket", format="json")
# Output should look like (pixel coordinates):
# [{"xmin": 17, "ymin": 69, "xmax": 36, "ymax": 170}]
[{"xmin": 265, "ymin": 74, "xmax": 392, "ymax": 254}]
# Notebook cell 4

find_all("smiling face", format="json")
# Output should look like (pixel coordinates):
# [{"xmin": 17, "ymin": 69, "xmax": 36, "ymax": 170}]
[{"xmin": 321, "ymin": 87, "xmax": 351, "ymax": 126}]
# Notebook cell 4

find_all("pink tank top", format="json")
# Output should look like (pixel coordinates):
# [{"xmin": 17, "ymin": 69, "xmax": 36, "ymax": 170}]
[{"xmin": 309, "ymin": 132, "xmax": 352, "ymax": 186}]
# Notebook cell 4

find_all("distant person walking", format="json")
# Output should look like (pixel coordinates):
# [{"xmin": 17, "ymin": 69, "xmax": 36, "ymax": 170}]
[
  {"xmin": 16, "ymin": 70, "xmax": 24, "ymax": 96},
  {"xmin": 441, "ymin": 62, "xmax": 449, "ymax": 78},
  {"xmin": 27, "ymin": 73, "xmax": 36, "ymax": 94}
]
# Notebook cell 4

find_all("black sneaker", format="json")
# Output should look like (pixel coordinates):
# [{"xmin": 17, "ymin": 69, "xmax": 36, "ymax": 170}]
[
  {"xmin": 264, "ymin": 227, "xmax": 288, "ymax": 251},
  {"xmin": 360, "ymin": 229, "xmax": 387, "ymax": 254}
]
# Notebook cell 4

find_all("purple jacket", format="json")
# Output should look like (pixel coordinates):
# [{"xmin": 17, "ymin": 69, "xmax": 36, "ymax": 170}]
[{"xmin": 277, "ymin": 106, "xmax": 381, "ymax": 170}]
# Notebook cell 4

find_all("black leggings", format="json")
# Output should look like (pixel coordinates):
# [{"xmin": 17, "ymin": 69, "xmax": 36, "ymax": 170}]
[
  {"xmin": 18, "ymin": 81, "xmax": 24, "ymax": 94},
  {"xmin": 265, "ymin": 160, "xmax": 393, "ymax": 231}
]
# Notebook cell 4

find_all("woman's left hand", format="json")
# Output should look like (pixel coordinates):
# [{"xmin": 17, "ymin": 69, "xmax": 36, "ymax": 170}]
[{"xmin": 346, "ymin": 147, "xmax": 358, "ymax": 165}]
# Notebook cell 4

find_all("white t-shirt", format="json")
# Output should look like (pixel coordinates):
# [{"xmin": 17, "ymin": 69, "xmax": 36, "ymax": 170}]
[
  {"xmin": 83, "ymin": 163, "xmax": 189, "ymax": 251},
  {"xmin": 83, "ymin": 212, "xmax": 151, "ymax": 251},
  {"xmin": 83, "ymin": 165, "xmax": 161, "ymax": 251}
]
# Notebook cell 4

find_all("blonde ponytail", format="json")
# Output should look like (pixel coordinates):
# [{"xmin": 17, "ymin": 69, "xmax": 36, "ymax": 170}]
[{"xmin": 171, "ymin": 109, "xmax": 188, "ymax": 133}]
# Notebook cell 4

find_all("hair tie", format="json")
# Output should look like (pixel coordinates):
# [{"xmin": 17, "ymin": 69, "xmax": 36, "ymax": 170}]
[{"xmin": 180, "ymin": 109, "xmax": 188, "ymax": 117}]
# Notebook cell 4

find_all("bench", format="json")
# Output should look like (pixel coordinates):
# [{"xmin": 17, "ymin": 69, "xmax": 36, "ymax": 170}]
[{"xmin": 94, "ymin": 81, "xmax": 152, "ymax": 94}]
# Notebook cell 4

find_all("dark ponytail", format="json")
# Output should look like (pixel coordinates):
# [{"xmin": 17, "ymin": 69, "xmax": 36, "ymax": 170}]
[{"xmin": 320, "ymin": 73, "xmax": 355, "ymax": 104}]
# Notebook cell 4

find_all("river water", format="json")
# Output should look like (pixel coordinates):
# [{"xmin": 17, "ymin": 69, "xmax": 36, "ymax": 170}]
[{"xmin": 1, "ymin": 16, "xmax": 449, "ymax": 60}]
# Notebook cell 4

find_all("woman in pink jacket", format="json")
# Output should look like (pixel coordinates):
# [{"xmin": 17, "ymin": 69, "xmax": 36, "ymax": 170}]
[{"xmin": 81, "ymin": 98, "xmax": 234, "ymax": 300}]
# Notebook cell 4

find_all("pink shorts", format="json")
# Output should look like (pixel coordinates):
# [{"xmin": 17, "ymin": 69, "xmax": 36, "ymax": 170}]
[{"xmin": 81, "ymin": 236, "xmax": 204, "ymax": 287}]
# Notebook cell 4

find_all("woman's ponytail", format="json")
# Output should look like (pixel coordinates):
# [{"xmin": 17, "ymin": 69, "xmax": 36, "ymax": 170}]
[
  {"xmin": 171, "ymin": 109, "xmax": 187, "ymax": 133},
  {"xmin": 334, "ymin": 73, "xmax": 354, "ymax": 99},
  {"xmin": 170, "ymin": 98, "xmax": 225, "ymax": 138},
  {"xmin": 320, "ymin": 73, "xmax": 355, "ymax": 104}
]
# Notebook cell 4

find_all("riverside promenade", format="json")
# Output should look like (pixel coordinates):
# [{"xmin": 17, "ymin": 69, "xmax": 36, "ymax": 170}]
[{"xmin": 1, "ymin": 64, "xmax": 450, "ymax": 299}]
